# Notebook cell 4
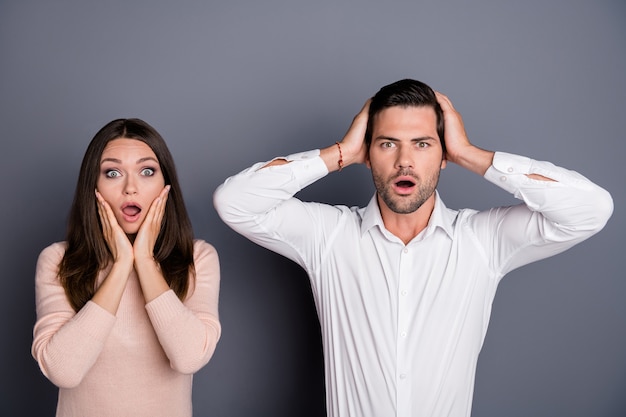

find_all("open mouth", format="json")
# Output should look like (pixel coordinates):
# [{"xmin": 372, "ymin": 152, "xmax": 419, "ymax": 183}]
[
  {"xmin": 394, "ymin": 177, "xmax": 416, "ymax": 193},
  {"xmin": 396, "ymin": 180, "xmax": 415, "ymax": 189},
  {"xmin": 121, "ymin": 203, "xmax": 142, "ymax": 222}
]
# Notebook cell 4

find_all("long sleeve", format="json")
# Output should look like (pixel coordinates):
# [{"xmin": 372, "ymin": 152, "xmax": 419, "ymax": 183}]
[
  {"xmin": 145, "ymin": 239, "xmax": 221, "ymax": 374},
  {"xmin": 477, "ymin": 152, "xmax": 614, "ymax": 275},
  {"xmin": 213, "ymin": 149, "xmax": 338, "ymax": 267},
  {"xmin": 31, "ymin": 242, "xmax": 117, "ymax": 388},
  {"xmin": 32, "ymin": 240, "xmax": 221, "ymax": 389},
  {"xmin": 213, "ymin": 149, "xmax": 613, "ymax": 417}
]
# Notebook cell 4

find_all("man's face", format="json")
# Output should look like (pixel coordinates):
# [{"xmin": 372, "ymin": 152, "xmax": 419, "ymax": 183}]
[{"xmin": 367, "ymin": 105, "xmax": 446, "ymax": 214}]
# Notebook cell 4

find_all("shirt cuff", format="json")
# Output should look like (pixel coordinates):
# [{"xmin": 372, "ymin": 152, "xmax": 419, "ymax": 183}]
[
  {"xmin": 486, "ymin": 150, "xmax": 571, "ymax": 196},
  {"xmin": 484, "ymin": 152, "xmax": 540, "ymax": 194},
  {"xmin": 271, "ymin": 149, "xmax": 328, "ymax": 189}
]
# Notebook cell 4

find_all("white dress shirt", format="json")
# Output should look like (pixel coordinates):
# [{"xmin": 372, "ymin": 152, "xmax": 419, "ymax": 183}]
[{"xmin": 214, "ymin": 150, "xmax": 612, "ymax": 417}]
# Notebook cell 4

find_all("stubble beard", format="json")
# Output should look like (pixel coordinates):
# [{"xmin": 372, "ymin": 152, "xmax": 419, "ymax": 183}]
[{"xmin": 372, "ymin": 169, "xmax": 440, "ymax": 214}]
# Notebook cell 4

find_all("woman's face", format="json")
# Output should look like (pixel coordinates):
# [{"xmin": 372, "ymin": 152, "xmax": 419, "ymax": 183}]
[{"xmin": 96, "ymin": 138, "xmax": 166, "ymax": 235}]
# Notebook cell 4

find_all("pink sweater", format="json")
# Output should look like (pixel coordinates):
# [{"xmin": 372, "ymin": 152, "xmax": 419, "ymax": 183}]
[{"xmin": 32, "ymin": 240, "xmax": 221, "ymax": 417}]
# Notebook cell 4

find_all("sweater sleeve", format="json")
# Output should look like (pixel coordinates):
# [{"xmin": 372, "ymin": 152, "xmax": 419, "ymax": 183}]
[
  {"xmin": 144, "ymin": 239, "xmax": 221, "ymax": 374},
  {"xmin": 31, "ymin": 242, "xmax": 116, "ymax": 388}
]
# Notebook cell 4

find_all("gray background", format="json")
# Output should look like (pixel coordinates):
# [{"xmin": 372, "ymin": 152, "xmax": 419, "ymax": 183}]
[{"xmin": 1, "ymin": 0, "xmax": 624, "ymax": 416}]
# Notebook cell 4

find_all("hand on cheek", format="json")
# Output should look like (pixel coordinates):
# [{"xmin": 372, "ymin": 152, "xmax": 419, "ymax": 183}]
[
  {"xmin": 95, "ymin": 190, "xmax": 133, "ymax": 264},
  {"xmin": 133, "ymin": 185, "xmax": 171, "ymax": 261}
]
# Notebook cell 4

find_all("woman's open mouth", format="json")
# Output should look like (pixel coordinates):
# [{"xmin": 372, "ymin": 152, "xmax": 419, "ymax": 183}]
[{"xmin": 121, "ymin": 202, "xmax": 142, "ymax": 222}]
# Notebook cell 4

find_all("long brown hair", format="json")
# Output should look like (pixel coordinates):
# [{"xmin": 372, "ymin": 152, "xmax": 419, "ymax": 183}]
[{"xmin": 60, "ymin": 118, "xmax": 195, "ymax": 311}]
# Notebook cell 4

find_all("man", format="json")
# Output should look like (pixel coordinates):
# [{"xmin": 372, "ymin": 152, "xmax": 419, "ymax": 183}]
[{"xmin": 213, "ymin": 79, "xmax": 613, "ymax": 416}]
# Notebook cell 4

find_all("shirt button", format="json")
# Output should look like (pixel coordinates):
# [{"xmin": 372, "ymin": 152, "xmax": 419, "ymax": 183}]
[
  {"xmin": 403, "ymin": 248, "xmax": 409, "ymax": 254},
  {"xmin": 401, "ymin": 290, "xmax": 407, "ymax": 296},
  {"xmin": 399, "ymin": 373, "xmax": 407, "ymax": 379},
  {"xmin": 400, "ymin": 331, "xmax": 407, "ymax": 338},
  {"xmin": 500, "ymin": 176, "xmax": 507, "ymax": 182},
  {"xmin": 507, "ymin": 167, "xmax": 514, "ymax": 173}
]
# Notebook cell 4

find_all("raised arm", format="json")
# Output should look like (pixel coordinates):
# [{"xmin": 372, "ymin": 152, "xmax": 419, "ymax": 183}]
[
  {"xmin": 434, "ymin": 92, "xmax": 613, "ymax": 273},
  {"xmin": 264, "ymin": 99, "xmax": 371, "ymax": 172},
  {"xmin": 213, "ymin": 101, "xmax": 374, "ymax": 266},
  {"xmin": 436, "ymin": 91, "xmax": 556, "ymax": 183}
]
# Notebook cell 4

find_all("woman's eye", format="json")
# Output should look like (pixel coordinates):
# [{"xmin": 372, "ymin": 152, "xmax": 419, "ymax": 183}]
[
  {"xmin": 105, "ymin": 170, "xmax": 121, "ymax": 178},
  {"xmin": 141, "ymin": 168, "xmax": 155, "ymax": 176}
]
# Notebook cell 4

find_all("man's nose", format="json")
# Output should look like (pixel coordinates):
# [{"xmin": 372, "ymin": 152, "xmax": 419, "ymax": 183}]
[{"xmin": 396, "ymin": 146, "xmax": 413, "ymax": 168}]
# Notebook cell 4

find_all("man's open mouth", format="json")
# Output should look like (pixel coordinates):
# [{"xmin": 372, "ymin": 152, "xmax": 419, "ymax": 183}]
[{"xmin": 395, "ymin": 180, "xmax": 415, "ymax": 189}]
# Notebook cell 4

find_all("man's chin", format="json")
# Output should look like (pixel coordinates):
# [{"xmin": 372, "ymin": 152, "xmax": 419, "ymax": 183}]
[{"xmin": 380, "ymin": 196, "xmax": 422, "ymax": 214}]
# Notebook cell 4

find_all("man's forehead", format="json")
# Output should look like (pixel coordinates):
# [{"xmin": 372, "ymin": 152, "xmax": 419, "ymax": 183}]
[{"xmin": 373, "ymin": 105, "xmax": 437, "ymax": 128}]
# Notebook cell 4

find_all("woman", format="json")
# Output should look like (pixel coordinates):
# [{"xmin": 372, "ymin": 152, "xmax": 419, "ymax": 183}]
[{"xmin": 32, "ymin": 119, "xmax": 221, "ymax": 417}]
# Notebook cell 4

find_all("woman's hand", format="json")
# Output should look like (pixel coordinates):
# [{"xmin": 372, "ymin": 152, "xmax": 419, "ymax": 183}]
[
  {"xmin": 133, "ymin": 185, "xmax": 170, "ymax": 263},
  {"xmin": 133, "ymin": 185, "xmax": 172, "ymax": 303},
  {"xmin": 95, "ymin": 190, "xmax": 133, "ymax": 266}
]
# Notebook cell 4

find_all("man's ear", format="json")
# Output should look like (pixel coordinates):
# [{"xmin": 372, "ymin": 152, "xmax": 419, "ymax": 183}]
[
  {"xmin": 440, "ymin": 155, "xmax": 447, "ymax": 170},
  {"xmin": 365, "ymin": 151, "xmax": 371, "ymax": 169}
]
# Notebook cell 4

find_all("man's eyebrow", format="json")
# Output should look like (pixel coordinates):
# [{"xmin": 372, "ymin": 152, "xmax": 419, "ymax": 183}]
[
  {"xmin": 374, "ymin": 136, "xmax": 400, "ymax": 142},
  {"xmin": 373, "ymin": 136, "xmax": 436, "ymax": 142}
]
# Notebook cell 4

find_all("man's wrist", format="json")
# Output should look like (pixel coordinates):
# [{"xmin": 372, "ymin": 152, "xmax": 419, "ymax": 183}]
[{"xmin": 450, "ymin": 145, "xmax": 494, "ymax": 176}]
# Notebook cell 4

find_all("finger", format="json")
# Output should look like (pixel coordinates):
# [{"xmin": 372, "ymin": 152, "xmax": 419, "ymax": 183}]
[
  {"xmin": 152, "ymin": 185, "xmax": 170, "ymax": 227},
  {"xmin": 95, "ymin": 191, "xmax": 110, "ymax": 231},
  {"xmin": 96, "ymin": 190, "xmax": 125, "ymax": 246},
  {"xmin": 157, "ymin": 185, "xmax": 170, "ymax": 217},
  {"xmin": 435, "ymin": 91, "xmax": 453, "ymax": 110},
  {"xmin": 359, "ymin": 98, "xmax": 372, "ymax": 114},
  {"xmin": 141, "ymin": 185, "xmax": 170, "ymax": 236},
  {"xmin": 97, "ymin": 192, "xmax": 117, "ymax": 229}
]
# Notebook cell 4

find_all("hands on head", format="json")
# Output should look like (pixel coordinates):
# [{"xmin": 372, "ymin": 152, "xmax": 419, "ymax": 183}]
[
  {"xmin": 433, "ymin": 91, "xmax": 474, "ymax": 166},
  {"xmin": 332, "ymin": 90, "xmax": 493, "ymax": 176},
  {"xmin": 334, "ymin": 92, "xmax": 473, "ymax": 169}
]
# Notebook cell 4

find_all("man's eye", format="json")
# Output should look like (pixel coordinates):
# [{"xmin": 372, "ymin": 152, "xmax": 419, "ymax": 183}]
[
  {"xmin": 105, "ymin": 170, "xmax": 121, "ymax": 178},
  {"xmin": 417, "ymin": 142, "xmax": 429, "ymax": 148},
  {"xmin": 141, "ymin": 168, "xmax": 155, "ymax": 176},
  {"xmin": 381, "ymin": 142, "xmax": 394, "ymax": 148}
]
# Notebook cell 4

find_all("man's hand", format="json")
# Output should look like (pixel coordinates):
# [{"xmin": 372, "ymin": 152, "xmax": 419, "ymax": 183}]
[
  {"xmin": 436, "ymin": 91, "xmax": 494, "ymax": 176},
  {"xmin": 321, "ymin": 99, "xmax": 371, "ymax": 172},
  {"xmin": 435, "ymin": 91, "xmax": 473, "ymax": 165}
]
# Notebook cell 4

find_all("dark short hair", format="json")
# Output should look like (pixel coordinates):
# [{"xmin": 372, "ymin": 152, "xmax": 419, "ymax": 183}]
[{"xmin": 365, "ymin": 79, "xmax": 445, "ymax": 154}]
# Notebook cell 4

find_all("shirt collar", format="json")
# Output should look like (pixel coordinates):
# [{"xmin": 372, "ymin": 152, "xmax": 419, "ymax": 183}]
[{"xmin": 360, "ymin": 190, "xmax": 455, "ymax": 242}]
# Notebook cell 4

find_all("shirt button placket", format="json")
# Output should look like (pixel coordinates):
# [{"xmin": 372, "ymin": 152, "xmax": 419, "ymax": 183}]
[{"xmin": 397, "ymin": 246, "xmax": 411, "ymax": 412}]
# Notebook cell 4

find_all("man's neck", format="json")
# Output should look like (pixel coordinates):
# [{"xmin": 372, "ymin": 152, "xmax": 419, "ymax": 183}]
[{"xmin": 378, "ymin": 193, "xmax": 436, "ymax": 245}]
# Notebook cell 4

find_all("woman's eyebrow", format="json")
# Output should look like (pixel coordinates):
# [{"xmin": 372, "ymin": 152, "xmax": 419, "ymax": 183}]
[{"xmin": 100, "ymin": 156, "xmax": 158, "ymax": 164}]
